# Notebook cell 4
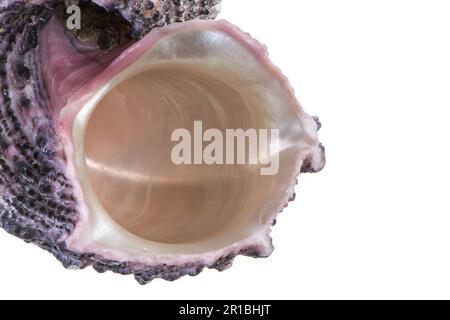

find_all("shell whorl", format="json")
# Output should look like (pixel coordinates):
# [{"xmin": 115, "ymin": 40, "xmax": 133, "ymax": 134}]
[{"xmin": 0, "ymin": 0, "xmax": 226, "ymax": 284}]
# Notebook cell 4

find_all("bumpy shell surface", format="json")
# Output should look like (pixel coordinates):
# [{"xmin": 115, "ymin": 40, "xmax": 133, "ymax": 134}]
[{"xmin": 0, "ymin": 0, "xmax": 324, "ymax": 284}]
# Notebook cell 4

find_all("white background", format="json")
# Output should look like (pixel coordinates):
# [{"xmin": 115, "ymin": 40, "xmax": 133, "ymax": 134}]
[{"xmin": 1, "ymin": 0, "xmax": 450, "ymax": 299}]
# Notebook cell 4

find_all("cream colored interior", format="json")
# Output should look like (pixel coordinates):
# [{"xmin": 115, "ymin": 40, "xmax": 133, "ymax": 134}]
[{"xmin": 79, "ymin": 29, "xmax": 304, "ymax": 250}]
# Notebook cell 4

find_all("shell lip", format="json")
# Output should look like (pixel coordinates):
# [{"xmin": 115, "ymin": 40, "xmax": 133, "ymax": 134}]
[{"xmin": 57, "ymin": 19, "xmax": 324, "ymax": 266}]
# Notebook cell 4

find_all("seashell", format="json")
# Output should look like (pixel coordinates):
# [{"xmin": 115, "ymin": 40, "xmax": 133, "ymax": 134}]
[{"xmin": 0, "ymin": 0, "xmax": 324, "ymax": 283}]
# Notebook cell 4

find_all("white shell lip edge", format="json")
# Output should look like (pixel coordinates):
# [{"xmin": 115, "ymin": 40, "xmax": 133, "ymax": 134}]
[{"xmin": 58, "ymin": 20, "xmax": 323, "ymax": 266}]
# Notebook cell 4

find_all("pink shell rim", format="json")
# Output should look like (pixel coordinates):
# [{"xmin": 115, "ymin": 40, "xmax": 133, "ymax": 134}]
[{"xmin": 60, "ymin": 19, "xmax": 323, "ymax": 265}]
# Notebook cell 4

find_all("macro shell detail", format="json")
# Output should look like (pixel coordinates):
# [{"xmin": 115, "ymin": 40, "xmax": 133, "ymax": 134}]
[{"xmin": 0, "ymin": 0, "xmax": 324, "ymax": 284}]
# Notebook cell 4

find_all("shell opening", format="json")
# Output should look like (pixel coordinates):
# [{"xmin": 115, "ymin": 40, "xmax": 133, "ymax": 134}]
[
  {"xmin": 71, "ymin": 25, "xmax": 307, "ymax": 255},
  {"xmin": 84, "ymin": 65, "xmax": 285, "ymax": 245}
]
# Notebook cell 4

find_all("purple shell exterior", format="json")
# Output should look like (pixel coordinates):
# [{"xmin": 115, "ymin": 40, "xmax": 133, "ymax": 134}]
[
  {"xmin": 0, "ymin": 0, "xmax": 324, "ymax": 284},
  {"xmin": 0, "ymin": 0, "xmax": 245, "ymax": 284}
]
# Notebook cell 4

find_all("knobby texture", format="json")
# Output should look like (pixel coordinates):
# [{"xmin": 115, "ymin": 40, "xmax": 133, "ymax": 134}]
[
  {"xmin": 0, "ymin": 0, "xmax": 324, "ymax": 284},
  {"xmin": 0, "ymin": 0, "xmax": 238, "ymax": 284}
]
